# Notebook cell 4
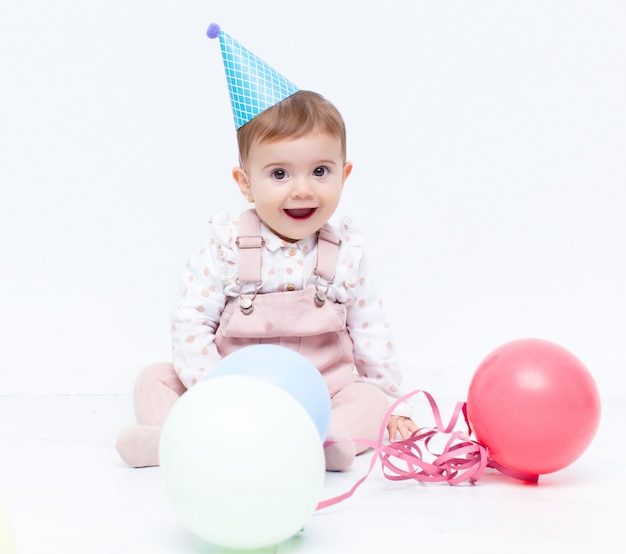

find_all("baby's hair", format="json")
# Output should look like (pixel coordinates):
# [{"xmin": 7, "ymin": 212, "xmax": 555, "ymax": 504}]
[{"xmin": 236, "ymin": 90, "xmax": 347, "ymax": 164}]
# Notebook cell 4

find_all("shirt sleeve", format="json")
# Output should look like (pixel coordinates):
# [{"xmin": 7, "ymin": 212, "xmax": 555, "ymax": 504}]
[
  {"xmin": 170, "ymin": 218, "xmax": 233, "ymax": 388},
  {"xmin": 346, "ymin": 254, "xmax": 414, "ymax": 418}
]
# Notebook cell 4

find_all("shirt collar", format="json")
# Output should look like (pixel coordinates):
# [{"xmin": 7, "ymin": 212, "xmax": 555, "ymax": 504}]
[{"xmin": 260, "ymin": 223, "xmax": 317, "ymax": 254}]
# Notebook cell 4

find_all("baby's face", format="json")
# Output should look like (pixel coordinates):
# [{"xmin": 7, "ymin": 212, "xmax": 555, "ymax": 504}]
[{"xmin": 235, "ymin": 132, "xmax": 352, "ymax": 242}]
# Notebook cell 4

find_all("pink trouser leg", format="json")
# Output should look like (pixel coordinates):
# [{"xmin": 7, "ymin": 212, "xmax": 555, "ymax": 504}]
[
  {"xmin": 324, "ymin": 382, "xmax": 389, "ymax": 471},
  {"xmin": 132, "ymin": 362, "xmax": 186, "ymax": 425},
  {"xmin": 116, "ymin": 362, "xmax": 186, "ymax": 468}
]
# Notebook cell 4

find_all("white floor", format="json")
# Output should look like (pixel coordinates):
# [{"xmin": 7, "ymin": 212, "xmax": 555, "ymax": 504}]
[{"xmin": 1, "ymin": 392, "xmax": 623, "ymax": 554}]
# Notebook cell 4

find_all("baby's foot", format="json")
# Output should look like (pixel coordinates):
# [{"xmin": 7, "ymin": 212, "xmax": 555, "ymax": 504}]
[
  {"xmin": 116, "ymin": 424, "xmax": 161, "ymax": 468},
  {"xmin": 323, "ymin": 440, "xmax": 356, "ymax": 472}
]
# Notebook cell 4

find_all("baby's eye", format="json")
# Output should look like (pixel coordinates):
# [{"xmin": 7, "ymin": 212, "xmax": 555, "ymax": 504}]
[
  {"xmin": 271, "ymin": 169, "xmax": 288, "ymax": 180},
  {"xmin": 313, "ymin": 166, "xmax": 328, "ymax": 177}
]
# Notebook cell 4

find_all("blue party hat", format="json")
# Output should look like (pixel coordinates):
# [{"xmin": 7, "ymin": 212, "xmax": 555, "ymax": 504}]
[{"xmin": 207, "ymin": 23, "xmax": 300, "ymax": 129}]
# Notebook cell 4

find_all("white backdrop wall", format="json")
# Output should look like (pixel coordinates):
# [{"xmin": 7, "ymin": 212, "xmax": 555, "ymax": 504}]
[{"xmin": 1, "ymin": 0, "xmax": 624, "ymax": 399}]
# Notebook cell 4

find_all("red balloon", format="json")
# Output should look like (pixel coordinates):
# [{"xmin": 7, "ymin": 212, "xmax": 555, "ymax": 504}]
[{"xmin": 467, "ymin": 338, "xmax": 601, "ymax": 475}]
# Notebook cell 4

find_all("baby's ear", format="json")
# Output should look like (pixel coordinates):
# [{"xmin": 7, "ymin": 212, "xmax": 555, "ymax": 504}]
[
  {"xmin": 342, "ymin": 161, "xmax": 353, "ymax": 182},
  {"xmin": 232, "ymin": 167, "xmax": 254, "ymax": 203}
]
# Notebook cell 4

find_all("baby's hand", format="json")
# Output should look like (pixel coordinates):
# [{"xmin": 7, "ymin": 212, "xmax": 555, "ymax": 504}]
[{"xmin": 387, "ymin": 415, "xmax": 418, "ymax": 442}]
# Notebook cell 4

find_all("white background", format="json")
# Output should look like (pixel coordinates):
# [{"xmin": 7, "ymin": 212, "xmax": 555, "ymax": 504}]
[{"xmin": 1, "ymin": 0, "xmax": 624, "ymax": 399}]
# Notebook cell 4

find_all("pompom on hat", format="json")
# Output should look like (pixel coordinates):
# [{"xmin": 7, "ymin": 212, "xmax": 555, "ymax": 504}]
[{"xmin": 207, "ymin": 23, "xmax": 300, "ymax": 129}]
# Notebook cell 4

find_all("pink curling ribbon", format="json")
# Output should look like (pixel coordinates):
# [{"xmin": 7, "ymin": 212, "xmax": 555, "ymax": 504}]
[{"xmin": 316, "ymin": 389, "xmax": 537, "ymax": 511}]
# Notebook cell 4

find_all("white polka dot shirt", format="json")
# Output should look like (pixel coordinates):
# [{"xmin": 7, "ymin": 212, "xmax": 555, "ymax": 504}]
[{"xmin": 171, "ymin": 211, "xmax": 413, "ymax": 416}]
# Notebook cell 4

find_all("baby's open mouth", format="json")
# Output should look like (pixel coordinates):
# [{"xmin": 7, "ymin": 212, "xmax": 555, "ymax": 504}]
[{"xmin": 284, "ymin": 208, "xmax": 317, "ymax": 220}]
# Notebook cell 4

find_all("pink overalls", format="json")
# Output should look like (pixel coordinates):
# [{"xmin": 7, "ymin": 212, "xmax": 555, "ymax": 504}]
[{"xmin": 116, "ymin": 210, "xmax": 389, "ymax": 471}]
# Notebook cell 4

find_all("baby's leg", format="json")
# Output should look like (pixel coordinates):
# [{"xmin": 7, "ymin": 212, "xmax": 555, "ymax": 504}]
[
  {"xmin": 324, "ymin": 382, "xmax": 388, "ymax": 471},
  {"xmin": 116, "ymin": 362, "xmax": 186, "ymax": 468}
]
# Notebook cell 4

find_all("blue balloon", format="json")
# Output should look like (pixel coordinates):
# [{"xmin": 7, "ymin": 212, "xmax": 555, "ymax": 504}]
[{"xmin": 206, "ymin": 345, "xmax": 331, "ymax": 441}]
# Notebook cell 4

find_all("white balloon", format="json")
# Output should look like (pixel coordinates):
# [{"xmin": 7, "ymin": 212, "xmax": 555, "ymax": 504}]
[
  {"xmin": 0, "ymin": 502, "xmax": 16, "ymax": 554},
  {"xmin": 159, "ymin": 375, "xmax": 325, "ymax": 550}
]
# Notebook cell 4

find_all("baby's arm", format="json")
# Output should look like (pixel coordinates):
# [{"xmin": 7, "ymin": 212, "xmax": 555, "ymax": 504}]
[
  {"xmin": 346, "ymin": 255, "xmax": 417, "ymax": 438},
  {"xmin": 171, "ymin": 240, "xmax": 227, "ymax": 388},
  {"xmin": 347, "ymin": 258, "xmax": 406, "ymax": 401}
]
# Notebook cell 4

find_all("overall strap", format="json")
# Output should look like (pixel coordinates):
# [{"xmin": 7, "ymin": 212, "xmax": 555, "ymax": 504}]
[
  {"xmin": 236, "ymin": 209, "xmax": 263, "ymax": 285},
  {"xmin": 315, "ymin": 225, "xmax": 342, "ymax": 283}
]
